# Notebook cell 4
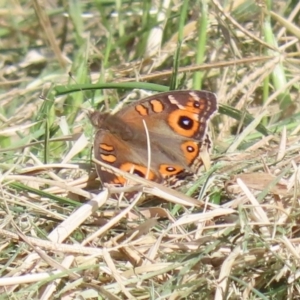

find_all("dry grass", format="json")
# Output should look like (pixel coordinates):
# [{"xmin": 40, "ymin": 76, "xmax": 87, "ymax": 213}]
[{"xmin": 1, "ymin": 0, "xmax": 300, "ymax": 299}]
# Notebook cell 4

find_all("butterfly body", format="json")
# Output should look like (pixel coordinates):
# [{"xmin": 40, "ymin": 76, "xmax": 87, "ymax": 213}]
[{"xmin": 90, "ymin": 90, "xmax": 217, "ymax": 185}]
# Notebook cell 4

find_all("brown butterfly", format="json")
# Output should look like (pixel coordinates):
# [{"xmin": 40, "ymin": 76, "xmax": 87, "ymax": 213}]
[{"xmin": 89, "ymin": 90, "xmax": 217, "ymax": 186}]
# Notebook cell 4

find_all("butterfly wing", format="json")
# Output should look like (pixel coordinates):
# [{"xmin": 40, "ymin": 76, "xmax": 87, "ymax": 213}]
[
  {"xmin": 116, "ymin": 90, "xmax": 217, "ymax": 172},
  {"xmin": 92, "ymin": 90, "xmax": 217, "ymax": 185},
  {"xmin": 117, "ymin": 90, "xmax": 217, "ymax": 140},
  {"xmin": 93, "ymin": 121, "xmax": 164, "ymax": 184}
]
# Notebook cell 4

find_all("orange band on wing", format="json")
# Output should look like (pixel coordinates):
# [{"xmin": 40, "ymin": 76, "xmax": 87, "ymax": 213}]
[
  {"xmin": 135, "ymin": 104, "xmax": 148, "ymax": 116},
  {"xmin": 159, "ymin": 164, "xmax": 184, "ymax": 177},
  {"xmin": 184, "ymin": 96, "xmax": 208, "ymax": 113},
  {"xmin": 119, "ymin": 163, "xmax": 156, "ymax": 181},
  {"xmin": 150, "ymin": 99, "xmax": 164, "ymax": 113},
  {"xmin": 167, "ymin": 110, "xmax": 199, "ymax": 137},
  {"xmin": 180, "ymin": 141, "xmax": 199, "ymax": 165},
  {"xmin": 100, "ymin": 154, "xmax": 117, "ymax": 163},
  {"xmin": 99, "ymin": 143, "xmax": 114, "ymax": 152},
  {"xmin": 112, "ymin": 176, "xmax": 126, "ymax": 185}
]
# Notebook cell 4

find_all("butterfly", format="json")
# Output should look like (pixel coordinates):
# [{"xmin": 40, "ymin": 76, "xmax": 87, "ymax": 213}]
[{"xmin": 89, "ymin": 90, "xmax": 217, "ymax": 186}]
